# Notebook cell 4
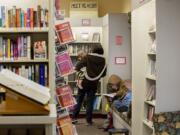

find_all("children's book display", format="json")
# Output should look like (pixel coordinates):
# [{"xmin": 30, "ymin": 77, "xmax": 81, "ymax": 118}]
[{"xmin": 55, "ymin": 20, "xmax": 78, "ymax": 135}]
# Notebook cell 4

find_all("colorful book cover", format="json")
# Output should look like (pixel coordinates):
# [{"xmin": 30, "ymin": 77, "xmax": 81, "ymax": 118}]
[
  {"xmin": 55, "ymin": 22, "xmax": 74, "ymax": 44},
  {"xmin": 55, "ymin": 52, "xmax": 74, "ymax": 76},
  {"xmin": 56, "ymin": 85, "xmax": 75, "ymax": 108},
  {"xmin": 34, "ymin": 41, "xmax": 47, "ymax": 59},
  {"xmin": 57, "ymin": 116, "xmax": 74, "ymax": 135}
]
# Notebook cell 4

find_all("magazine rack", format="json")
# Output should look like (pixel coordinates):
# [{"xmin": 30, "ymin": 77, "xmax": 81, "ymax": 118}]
[{"xmin": 0, "ymin": 85, "xmax": 50, "ymax": 115}]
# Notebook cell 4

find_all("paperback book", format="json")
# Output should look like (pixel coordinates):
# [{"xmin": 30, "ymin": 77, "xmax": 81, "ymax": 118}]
[
  {"xmin": 55, "ymin": 22, "xmax": 74, "ymax": 45},
  {"xmin": 34, "ymin": 41, "xmax": 47, "ymax": 59},
  {"xmin": 55, "ymin": 52, "xmax": 74, "ymax": 76},
  {"xmin": 57, "ymin": 115, "xmax": 74, "ymax": 135},
  {"xmin": 56, "ymin": 85, "xmax": 76, "ymax": 108}
]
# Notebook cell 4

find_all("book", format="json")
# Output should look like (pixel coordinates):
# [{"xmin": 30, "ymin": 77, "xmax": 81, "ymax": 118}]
[
  {"xmin": 0, "ymin": 5, "xmax": 48, "ymax": 28},
  {"xmin": 0, "ymin": 69, "xmax": 50, "ymax": 105},
  {"xmin": 55, "ymin": 52, "xmax": 74, "ymax": 76},
  {"xmin": 55, "ymin": 22, "xmax": 74, "ymax": 44},
  {"xmin": 34, "ymin": 41, "xmax": 47, "ymax": 60},
  {"xmin": 57, "ymin": 115, "xmax": 74, "ymax": 135},
  {"xmin": 0, "ymin": 36, "xmax": 33, "ymax": 61},
  {"xmin": 92, "ymin": 32, "xmax": 100, "ymax": 42},
  {"xmin": 103, "ymin": 93, "xmax": 116, "ymax": 98},
  {"xmin": 56, "ymin": 85, "xmax": 75, "ymax": 108},
  {"xmin": 0, "ymin": 64, "xmax": 48, "ymax": 86},
  {"xmin": 147, "ymin": 106, "xmax": 155, "ymax": 121}
]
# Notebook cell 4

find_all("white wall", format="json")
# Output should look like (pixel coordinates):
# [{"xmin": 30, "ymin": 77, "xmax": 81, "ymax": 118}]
[
  {"xmin": 156, "ymin": 0, "xmax": 180, "ymax": 113},
  {"xmin": 108, "ymin": 13, "xmax": 131, "ymax": 80}
]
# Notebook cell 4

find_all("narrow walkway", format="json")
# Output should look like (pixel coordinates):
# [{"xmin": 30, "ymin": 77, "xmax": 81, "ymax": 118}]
[{"xmin": 76, "ymin": 119, "xmax": 109, "ymax": 135}]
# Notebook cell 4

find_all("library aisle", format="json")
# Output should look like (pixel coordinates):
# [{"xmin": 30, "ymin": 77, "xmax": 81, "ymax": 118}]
[{"xmin": 76, "ymin": 119, "xmax": 108, "ymax": 135}]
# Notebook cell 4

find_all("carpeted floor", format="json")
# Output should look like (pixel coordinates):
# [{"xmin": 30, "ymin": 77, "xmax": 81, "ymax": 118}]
[{"xmin": 76, "ymin": 119, "xmax": 109, "ymax": 135}]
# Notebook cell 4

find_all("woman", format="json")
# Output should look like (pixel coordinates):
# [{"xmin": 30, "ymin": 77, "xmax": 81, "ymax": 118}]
[{"xmin": 72, "ymin": 44, "xmax": 106, "ymax": 125}]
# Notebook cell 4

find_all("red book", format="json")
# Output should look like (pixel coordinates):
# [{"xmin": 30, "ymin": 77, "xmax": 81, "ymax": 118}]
[
  {"xmin": 55, "ymin": 22, "xmax": 74, "ymax": 44},
  {"xmin": 16, "ymin": 9, "xmax": 20, "ymax": 27},
  {"xmin": 56, "ymin": 85, "xmax": 75, "ymax": 108},
  {"xmin": 24, "ymin": 13, "xmax": 27, "ymax": 27},
  {"xmin": 30, "ymin": 8, "xmax": 34, "ymax": 28},
  {"xmin": 55, "ymin": 52, "xmax": 74, "ymax": 76}
]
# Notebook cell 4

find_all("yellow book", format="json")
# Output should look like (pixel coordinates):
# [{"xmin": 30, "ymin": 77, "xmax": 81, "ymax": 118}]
[{"xmin": 7, "ymin": 38, "xmax": 10, "ymax": 60}]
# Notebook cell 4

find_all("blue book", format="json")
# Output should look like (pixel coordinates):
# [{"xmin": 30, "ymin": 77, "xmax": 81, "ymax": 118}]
[
  {"xmin": 93, "ymin": 97, "xmax": 98, "ymax": 110},
  {"xmin": 39, "ymin": 64, "xmax": 45, "ymax": 86}
]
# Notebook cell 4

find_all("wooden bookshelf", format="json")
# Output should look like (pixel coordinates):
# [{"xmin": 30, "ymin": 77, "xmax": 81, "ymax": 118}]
[
  {"xmin": 0, "ymin": 59, "xmax": 49, "ymax": 63},
  {"xmin": 0, "ymin": 28, "xmax": 49, "ymax": 33}
]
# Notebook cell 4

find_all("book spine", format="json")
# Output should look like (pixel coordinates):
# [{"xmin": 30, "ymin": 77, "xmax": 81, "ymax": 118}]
[
  {"xmin": 27, "ymin": 36, "xmax": 31, "ymax": 59},
  {"xmin": 16, "ymin": 9, "xmax": 19, "ymax": 27},
  {"xmin": 12, "ymin": 6, "xmax": 16, "ymax": 27},
  {"xmin": 23, "ymin": 36, "xmax": 27, "ymax": 58},
  {"xmin": 27, "ymin": 8, "xmax": 30, "ymax": 28},
  {"xmin": 28, "ymin": 66, "xmax": 32, "ymax": 80},
  {"xmin": 31, "ymin": 65, "xmax": 35, "ymax": 81},
  {"xmin": 37, "ymin": 5, "xmax": 41, "ymax": 27},
  {"xmin": 10, "ymin": 41, "xmax": 13, "ymax": 60},
  {"xmin": 0, "ymin": 6, "xmax": 2, "ymax": 27},
  {"xmin": 7, "ymin": 38, "xmax": 10, "ymax": 60},
  {"xmin": 24, "ymin": 12, "xmax": 27, "ymax": 27},
  {"xmin": 30, "ymin": 8, "xmax": 34, "ymax": 28},
  {"xmin": 21, "ymin": 36, "xmax": 24, "ymax": 58},
  {"xmin": 45, "ymin": 64, "xmax": 48, "ymax": 86},
  {"xmin": 45, "ymin": 9, "xmax": 49, "ymax": 27},
  {"xmin": 0, "ymin": 37, "xmax": 2, "ymax": 60},
  {"xmin": 39, "ymin": 64, "xmax": 45, "ymax": 86},
  {"xmin": 21, "ymin": 10, "xmax": 24, "ymax": 27},
  {"xmin": 2, "ymin": 39, "xmax": 5, "ymax": 60},
  {"xmin": 33, "ymin": 11, "xmax": 37, "ymax": 27},
  {"xmin": 35, "ymin": 64, "xmax": 39, "ymax": 83},
  {"xmin": 1, "ymin": 6, "xmax": 6, "ymax": 27}
]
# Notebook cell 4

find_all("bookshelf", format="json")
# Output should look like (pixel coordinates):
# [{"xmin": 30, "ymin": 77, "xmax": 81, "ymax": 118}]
[
  {"xmin": 0, "ymin": 0, "xmax": 56, "ymax": 134},
  {"xmin": 132, "ymin": 0, "xmax": 180, "ymax": 135},
  {"xmin": 0, "ymin": 0, "xmax": 55, "ymax": 89}
]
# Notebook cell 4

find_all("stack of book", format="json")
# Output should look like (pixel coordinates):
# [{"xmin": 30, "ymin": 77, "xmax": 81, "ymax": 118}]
[
  {"xmin": 0, "ymin": 5, "xmax": 48, "ymax": 28},
  {"xmin": 0, "ymin": 64, "xmax": 48, "ymax": 86}
]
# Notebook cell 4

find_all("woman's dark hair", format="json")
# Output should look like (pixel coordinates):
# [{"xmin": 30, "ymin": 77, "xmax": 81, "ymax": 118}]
[{"xmin": 92, "ymin": 44, "xmax": 104, "ymax": 55}]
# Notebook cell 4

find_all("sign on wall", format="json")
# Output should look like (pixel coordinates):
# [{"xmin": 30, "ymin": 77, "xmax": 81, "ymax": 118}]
[{"xmin": 70, "ymin": 1, "xmax": 98, "ymax": 11}]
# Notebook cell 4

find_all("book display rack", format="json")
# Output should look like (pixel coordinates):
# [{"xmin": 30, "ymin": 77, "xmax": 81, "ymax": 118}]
[{"xmin": 55, "ymin": 21, "xmax": 78, "ymax": 135}]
